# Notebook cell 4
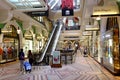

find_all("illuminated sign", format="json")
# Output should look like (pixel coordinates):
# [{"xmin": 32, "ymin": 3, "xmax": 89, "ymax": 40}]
[
  {"xmin": 52, "ymin": 51, "xmax": 60, "ymax": 64},
  {"xmin": 82, "ymin": 31, "xmax": 92, "ymax": 36},
  {"xmin": 85, "ymin": 25, "xmax": 99, "ymax": 31},
  {"xmin": 92, "ymin": 6, "xmax": 119, "ymax": 16}
]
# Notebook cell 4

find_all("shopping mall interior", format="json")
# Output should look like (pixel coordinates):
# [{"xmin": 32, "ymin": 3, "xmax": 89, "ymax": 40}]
[{"xmin": 0, "ymin": 0, "xmax": 120, "ymax": 80}]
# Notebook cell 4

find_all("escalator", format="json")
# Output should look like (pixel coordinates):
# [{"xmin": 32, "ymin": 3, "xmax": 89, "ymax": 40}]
[{"xmin": 34, "ymin": 21, "xmax": 63, "ymax": 65}]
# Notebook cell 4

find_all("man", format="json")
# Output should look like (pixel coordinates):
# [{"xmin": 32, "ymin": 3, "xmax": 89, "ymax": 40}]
[{"xmin": 18, "ymin": 49, "xmax": 25, "ymax": 71}]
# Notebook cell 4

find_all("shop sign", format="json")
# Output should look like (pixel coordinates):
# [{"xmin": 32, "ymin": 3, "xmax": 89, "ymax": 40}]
[
  {"xmin": 92, "ymin": 6, "xmax": 119, "ymax": 16},
  {"xmin": 85, "ymin": 25, "xmax": 99, "ymax": 31},
  {"xmin": 82, "ymin": 31, "xmax": 92, "ymax": 36},
  {"xmin": 52, "ymin": 51, "xmax": 60, "ymax": 64},
  {"xmin": 24, "ymin": 35, "xmax": 33, "ymax": 40},
  {"xmin": 26, "ymin": 10, "xmax": 49, "ymax": 16}
]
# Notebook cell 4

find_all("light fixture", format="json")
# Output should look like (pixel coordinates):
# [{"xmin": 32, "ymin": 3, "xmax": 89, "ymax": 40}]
[
  {"xmin": 96, "ymin": 16, "xmax": 101, "ymax": 20},
  {"xmin": 33, "ymin": 33, "xmax": 35, "ymax": 38},
  {"xmin": 17, "ymin": 27, "xmax": 21, "ymax": 34}
]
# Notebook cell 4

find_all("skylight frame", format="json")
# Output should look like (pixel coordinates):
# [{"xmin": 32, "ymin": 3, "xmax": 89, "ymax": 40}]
[{"xmin": 8, "ymin": 0, "xmax": 43, "ymax": 9}]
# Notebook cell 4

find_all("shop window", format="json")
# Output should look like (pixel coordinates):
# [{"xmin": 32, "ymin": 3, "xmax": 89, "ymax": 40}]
[
  {"xmin": 1, "ymin": 25, "xmax": 19, "ymax": 63},
  {"xmin": 103, "ymin": 17, "xmax": 120, "ymax": 74}
]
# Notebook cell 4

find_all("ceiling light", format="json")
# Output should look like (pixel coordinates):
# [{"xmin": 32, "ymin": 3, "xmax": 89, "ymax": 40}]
[
  {"xmin": 17, "ymin": 29, "xmax": 21, "ymax": 34},
  {"xmin": 96, "ymin": 16, "xmax": 101, "ymax": 20}
]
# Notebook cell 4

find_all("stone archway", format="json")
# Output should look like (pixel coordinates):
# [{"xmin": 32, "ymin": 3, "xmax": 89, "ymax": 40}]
[{"xmin": 4, "ymin": 20, "xmax": 23, "ymax": 49}]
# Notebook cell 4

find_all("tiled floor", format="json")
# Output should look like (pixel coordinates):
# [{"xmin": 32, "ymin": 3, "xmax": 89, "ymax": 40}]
[{"xmin": 0, "ymin": 52, "xmax": 120, "ymax": 80}]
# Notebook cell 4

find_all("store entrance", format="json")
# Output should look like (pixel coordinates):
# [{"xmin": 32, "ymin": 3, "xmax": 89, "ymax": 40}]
[{"xmin": 1, "ymin": 25, "xmax": 19, "ymax": 63}]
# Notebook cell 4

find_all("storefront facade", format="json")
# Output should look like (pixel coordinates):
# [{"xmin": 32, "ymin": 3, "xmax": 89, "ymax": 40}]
[{"xmin": 0, "ymin": 20, "xmax": 21, "ymax": 63}]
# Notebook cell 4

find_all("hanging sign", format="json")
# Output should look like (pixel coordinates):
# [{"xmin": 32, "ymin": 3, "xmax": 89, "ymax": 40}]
[
  {"xmin": 61, "ymin": 0, "xmax": 74, "ymax": 16},
  {"xmin": 26, "ymin": 10, "xmax": 49, "ymax": 16}
]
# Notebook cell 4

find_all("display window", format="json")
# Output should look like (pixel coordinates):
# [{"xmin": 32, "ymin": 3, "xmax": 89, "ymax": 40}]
[
  {"xmin": 102, "ymin": 17, "xmax": 120, "ymax": 74},
  {"xmin": 23, "ymin": 40, "xmax": 33, "ymax": 58},
  {"xmin": 113, "ymin": 28, "xmax": 120, "ymax": 72},
  {"xmin": 103, "ymin": 30, "xmax": 114, "ymax": 71},
  {"xmin": 3, "ymin": 38, "xmax": 18, "ymax": 60},
  {"xmin": 89, "ymin": 36, "xmax": 93, "ymax": 57},
  {"xmin": 103, "ymin": 31, "xmax": 113, "ymax": 61},
  {"xmin": 94, "ymin": 36, "xmax": 98, "ymax": 57},
  {"xmin": 23, "ymin": 30, "xmax": 34, "ymax": 58},
  {"xmin": 0, "ymin": 25, "xmax": 19, "ymax": 63}
]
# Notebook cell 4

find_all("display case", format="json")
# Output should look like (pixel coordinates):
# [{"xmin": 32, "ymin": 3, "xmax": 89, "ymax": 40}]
[
  {"xmin": 102, "ymin": 17, "xmax": 120, "ymax": 75},
  {"xmin": 103, "ymin": 30, "xmax": 114, "ymax": 72}
]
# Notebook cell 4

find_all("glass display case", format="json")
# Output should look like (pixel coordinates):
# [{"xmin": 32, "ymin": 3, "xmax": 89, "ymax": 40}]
[
  {"xmin": 102, "ymin": 17, "xmax": 120, "ymax": 74},
  {"xmin": 103, "ymin": 30, "xmax": 114, "ymax": 72}
]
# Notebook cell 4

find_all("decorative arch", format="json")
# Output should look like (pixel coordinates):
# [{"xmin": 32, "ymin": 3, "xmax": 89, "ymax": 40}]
[
  {"xmin": 4, "ymin": 20, "xmax": 19, "ymax": 30},
  {"xmin": 24, "ymin": 29, "xmax": 33, "ymax": 40},
  {"xmin": 2, "ymin": 20, "xmax": 23, "ymax": 48}
]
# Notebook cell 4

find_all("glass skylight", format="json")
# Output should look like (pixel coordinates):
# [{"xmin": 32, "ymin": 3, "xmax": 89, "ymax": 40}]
[
  {"xmin": 8, "ymin": 0, "xmax": 44, "ymax": 9},
  {"xmin": 47, "ymin": 0, "xmax": 80, "ymax": 10}
]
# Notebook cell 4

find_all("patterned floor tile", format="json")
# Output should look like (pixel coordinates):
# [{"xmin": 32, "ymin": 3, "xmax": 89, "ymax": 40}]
[{"xmin": 0, "ymin": 52, "xmax": 119, "ymax": 80}]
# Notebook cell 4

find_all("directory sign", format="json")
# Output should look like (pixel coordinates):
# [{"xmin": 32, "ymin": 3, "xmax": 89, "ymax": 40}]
[{"xmin": 52, "ymin": 51, "xmax": 60, "ymax": 64}]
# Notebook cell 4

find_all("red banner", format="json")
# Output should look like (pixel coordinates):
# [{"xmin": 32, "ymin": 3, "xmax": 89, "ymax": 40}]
[
  {"xmin": 61, "ymin": 0, "xmax": 74, "ymax": 16},
  {"xmin": 62, "ymin": 0, "xmax": 73, "ymax": 9}
]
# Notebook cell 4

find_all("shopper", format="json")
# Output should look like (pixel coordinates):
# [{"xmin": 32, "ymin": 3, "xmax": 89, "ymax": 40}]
[
  {"xmin": 3, "ymin": 46, "xmax": 8, "ymax": 60},
  {"xmin": 18, "ymin": 49, "xmax": 25, "ymax": 71},
  {"xmin": 28, "ymin": 50, "xmax": 33, "ymax": 66},
  {"xmin": 84, "ymin": 48, "xmax": 87, "ymax": 57}
]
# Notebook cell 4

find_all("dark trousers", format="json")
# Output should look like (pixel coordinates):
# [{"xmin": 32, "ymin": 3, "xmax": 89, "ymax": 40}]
[{"xmin": 29, "ymin": 58, "xmax": 33, "ymax": 66}]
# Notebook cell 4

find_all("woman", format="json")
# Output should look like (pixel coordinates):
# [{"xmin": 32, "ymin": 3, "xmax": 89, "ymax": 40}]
[{"xmin": 28, "ymin": 50, "xmax": 33, "ymax": 66}]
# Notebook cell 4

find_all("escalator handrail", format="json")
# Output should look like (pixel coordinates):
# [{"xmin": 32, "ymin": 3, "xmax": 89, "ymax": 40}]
[
  {"xmin": 50, "ymin": 23, "xmax": 63, "ymax": 54},
  {"xmin": 38, "ymin": 24, "xmax": 57, "ymax": 62}
]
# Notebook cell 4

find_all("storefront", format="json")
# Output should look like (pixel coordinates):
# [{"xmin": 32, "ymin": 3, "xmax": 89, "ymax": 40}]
[
  {"xmin": 0, "ymin": 25, "xmax": 19, "ymax": 63},
  {"xmin": 89, "ymin": 36, "xmax": 92, "ymax": 56},
  {"xmin": 91, "ymin": 4, "xmax": 120, "ymax": 74},
  {"xmin": 93, "ymin": 31, "xmax": 101, "ymax": 62},
  {"xmin": 23, "ymin": 30, "xmax": 33, "ymax": 58},
  {"xmin": 36, "ymin": 34, "xmax": 44, "ymax": 52},
  {"xmin": 102, "ymin": 17, "xmax": 120, "ymax": 74}
]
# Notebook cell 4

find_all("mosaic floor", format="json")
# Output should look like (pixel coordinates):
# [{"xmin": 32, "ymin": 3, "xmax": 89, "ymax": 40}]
[{"xmin": 0, "ymin": 52, "xmax": 120, "ymax": 80}]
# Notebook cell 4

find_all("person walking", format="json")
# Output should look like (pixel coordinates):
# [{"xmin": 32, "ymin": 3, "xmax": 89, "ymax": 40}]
[
  {"xmin": 28, "ymin": 50, "xmax": 33, "ymax": 66},
  {"xmin": 18, "ymin": 49, "xmax": 25, "ymax": 71},
  {"xmin": 84, "ymin": 47, "xmax": 87, "ymax": 57}
]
